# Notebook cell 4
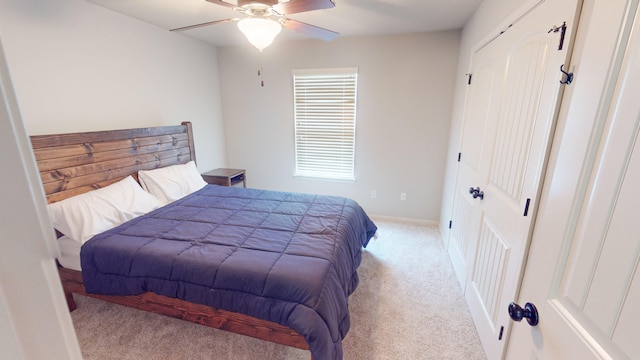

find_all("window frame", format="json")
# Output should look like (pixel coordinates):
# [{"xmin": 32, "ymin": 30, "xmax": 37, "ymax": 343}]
[{"xmin": 292, "ymin": 67, "xmax": 358, "ymax": 181}]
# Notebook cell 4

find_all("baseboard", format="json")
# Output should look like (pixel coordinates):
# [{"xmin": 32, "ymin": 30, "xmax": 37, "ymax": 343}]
[
  {"xmin": 368, "ymin": 214, "xmax": 439, "ymax": 227},
  {"xmin": 439, "ymin": 223, "xmax": 450, "ymax": 249}
]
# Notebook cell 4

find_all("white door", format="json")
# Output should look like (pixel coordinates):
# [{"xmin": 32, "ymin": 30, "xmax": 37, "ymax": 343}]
[
  {"xmin": 506, "ymin": 1, "xmax": 640, "ymax": 358},
  {"xmin": 448, "ymin": 0, "xmax": 581, "ymax": 358},
  {"xmin": 0, "ymin": 39, "xmax": 82, "ymax": 358},
  {"xmin": 448, "ymin": 43, "xmax": 502, "ymax": 288}
]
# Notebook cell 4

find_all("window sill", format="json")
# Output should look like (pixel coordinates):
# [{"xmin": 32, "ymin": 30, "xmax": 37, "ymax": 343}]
[{"xmin": 293, "ymin": 173, "xmax": 356, "ymax": 183}]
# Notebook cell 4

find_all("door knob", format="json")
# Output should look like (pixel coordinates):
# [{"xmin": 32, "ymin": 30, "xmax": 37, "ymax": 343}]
[
  {"xmin": 508, "ymin": 302, "xmax": 539, "ymax": 326},
  {"xmin": 473, "ymin": 189, "xmax": 484, "ymax": 200},
  {"xmin": 468, "ymin": 187, "xmax": 484, "ymax": 200}
]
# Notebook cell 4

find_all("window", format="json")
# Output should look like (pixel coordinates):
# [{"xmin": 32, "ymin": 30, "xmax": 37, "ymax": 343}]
[{"xmin": 293, "ymin": 68, "xmax": 358, "ymax": 181}]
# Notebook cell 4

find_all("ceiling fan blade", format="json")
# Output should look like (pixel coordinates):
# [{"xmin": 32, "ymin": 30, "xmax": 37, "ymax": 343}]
[
  {"xmin": 273, "ymin": 0, "xmax": 335, "ymax": 15},
  {"xmin": 237, "ymin": 0, "xmax": 279, "ymax": 6},
  {"xmin": 205, "ymin": 0, "xmax": 240, "ymax": 10},
  {"xmin": 281, "ymin": 18, "xmax": 338, "ymax": 41},
  {"xmin": 170, "ymin": 18, "xmax": 239, "ymax": 32}
]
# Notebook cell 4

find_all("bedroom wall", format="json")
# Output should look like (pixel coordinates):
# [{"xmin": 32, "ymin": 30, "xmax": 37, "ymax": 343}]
[
  {"xmin": 217, "ymin": 31, "xmax": 461, "ymax": 221},
  {"xmin": 438, "ymin": 0, "xmax": 532, "ymax": 242},
  {"xmin": 0, "ymin": 0, "xmax": 227, "ymax": 173}
]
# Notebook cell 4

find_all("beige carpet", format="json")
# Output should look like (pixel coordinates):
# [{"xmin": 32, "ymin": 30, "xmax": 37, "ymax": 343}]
[{"xmin": 70, "ymin": 219, "xmax": 487, "ymax": 360}]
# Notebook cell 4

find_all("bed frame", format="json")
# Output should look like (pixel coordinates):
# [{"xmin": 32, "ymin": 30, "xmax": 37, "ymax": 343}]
[{"xmin": 30, "ymin": 122, "xmax": 311, "ymax": 355}]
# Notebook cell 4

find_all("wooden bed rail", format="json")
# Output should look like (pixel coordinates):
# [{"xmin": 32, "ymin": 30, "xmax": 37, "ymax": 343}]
[{"xmin": 58, "ymin": 267, "xmax": 310, "ymax": 351}]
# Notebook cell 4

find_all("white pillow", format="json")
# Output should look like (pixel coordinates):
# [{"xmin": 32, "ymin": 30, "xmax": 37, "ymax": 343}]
[
  {"xmin": 137, "ymin": 161, "xmax": 207, "ymax": 205},
  {"xmin": 47, "ymin": 176, "xmax": 161, "ymax": 244}
]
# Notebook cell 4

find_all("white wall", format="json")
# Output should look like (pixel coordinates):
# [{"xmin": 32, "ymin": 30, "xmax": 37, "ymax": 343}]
[
  {"xmin": 0, "ymin": 36, "xmax": 82, "ymax": 359},
  {"xmin": 218, "ymin": 31, "xmax": 461, "ymax": 221},
  {"xmin": 439, "ymin": 0, "xmax": 532, "ymax": 240},
  {"xmin": 0, "ymin": 0, "xmax": 227, "ymax": 173}
]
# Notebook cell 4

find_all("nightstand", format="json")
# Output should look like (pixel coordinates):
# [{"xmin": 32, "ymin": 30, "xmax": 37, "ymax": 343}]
[{"xmin": 201, "ymin": 168, "xmax": 246, "ymax": 187}]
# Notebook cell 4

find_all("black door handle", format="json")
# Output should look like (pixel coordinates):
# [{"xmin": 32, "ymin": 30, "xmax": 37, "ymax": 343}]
[
  {"xmin": 508, "ymin": 302, "xmax": 539, "ymax": 326},
  {"xmin": 469, "ymin": 187, "xmax": 484, "ymax": 200}
]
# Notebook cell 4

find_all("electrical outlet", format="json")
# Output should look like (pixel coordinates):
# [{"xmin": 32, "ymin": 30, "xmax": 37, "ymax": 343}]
[
  {"xmin": 371, "ymin": 190, "xmax": 377, "ymax": 199},
  {"xmin": 400, "ymin": 192, "xmax": 406, "ymax": 200}
]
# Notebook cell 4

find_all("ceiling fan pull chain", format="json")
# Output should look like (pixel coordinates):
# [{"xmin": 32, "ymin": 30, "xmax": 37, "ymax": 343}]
[{"xmin": 258, "ymin": 66, "xmax": 264, "ymax": 87}]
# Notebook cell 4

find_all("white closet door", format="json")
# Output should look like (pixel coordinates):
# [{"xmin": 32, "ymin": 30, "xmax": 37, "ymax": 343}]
[
  {"xmin": 448, "ymin": 0, "xmax": 581, "ymax": 358},
  {"xmin": 448, "ymin": 45, "xmax": 502, "ymax": 288}
]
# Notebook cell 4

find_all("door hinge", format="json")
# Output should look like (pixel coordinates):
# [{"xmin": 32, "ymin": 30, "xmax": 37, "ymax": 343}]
[
  {"xmin": 498, "ymin": 325, "xmax": 504, "ymax": 340},
  {"xmin": 466, "ymin": 73, "xmax": 472, "ymax": 85},
  {"xmin": 548, "ymin": 21, "xmax": 567, "ymax": 50},
  {"xmin": 523, "ymin": 198, "xmax": 531, "ymax": 216},
  {"xmin": 457, "ymin": 152, "xmax": 462, "ymax": 162},
  {"xmin": 448, "ymin": 220, "xmax": 453, "ymax": 229}
]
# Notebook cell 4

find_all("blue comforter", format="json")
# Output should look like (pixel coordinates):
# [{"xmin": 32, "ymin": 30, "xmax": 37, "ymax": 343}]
[{"xmin": 81, "ymin": 185, "xmax": 377, "ymax": 360}]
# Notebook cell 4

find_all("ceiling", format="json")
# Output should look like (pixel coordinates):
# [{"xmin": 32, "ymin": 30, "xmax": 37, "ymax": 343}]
[{"xmin": 87, "ymin": 0, "xmax": 483, "ymax": 48}]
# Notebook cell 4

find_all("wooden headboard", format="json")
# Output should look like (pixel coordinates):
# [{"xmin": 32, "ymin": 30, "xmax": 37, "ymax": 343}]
[{"xmin": 30, "ymin": 122, "xmax": 196, "ymax": 204}]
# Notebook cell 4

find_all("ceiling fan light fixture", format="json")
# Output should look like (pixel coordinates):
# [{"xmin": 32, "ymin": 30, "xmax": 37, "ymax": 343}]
[{"xmin": 237, "ymin": 17, "xmax": 282, "ymax": 51}]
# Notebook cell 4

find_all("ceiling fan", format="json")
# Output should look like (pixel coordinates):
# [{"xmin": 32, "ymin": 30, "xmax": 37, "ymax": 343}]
[{"xmin": 171, "ymin": 0, "xmax": 339, "ymax": 51}]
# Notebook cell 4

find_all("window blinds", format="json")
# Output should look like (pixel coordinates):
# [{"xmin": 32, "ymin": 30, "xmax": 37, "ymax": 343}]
[{"xmin": 293, "ymin": 68, "xmax": 358, "ymax": 180}]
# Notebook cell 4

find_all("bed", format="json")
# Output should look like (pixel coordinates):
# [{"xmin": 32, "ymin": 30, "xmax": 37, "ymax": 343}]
[{"xmin": 30, "ymin": 122, "xmax": 377, "ymax": 360}]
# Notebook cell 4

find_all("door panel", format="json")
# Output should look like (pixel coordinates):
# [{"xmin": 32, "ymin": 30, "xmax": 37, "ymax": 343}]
[
  {"xmin": 472, "ymin": 219, "xmax": 510, "ymax": 325},
  {"xmin": 449, "ymin": 190, "xmax": 476, "ymax": 285},
  {"xmin": 461, "ymin": 62, "xmax": 498, "ymax": 174},
  {"xmin": 489, "ymin": 39, "xmax": 552, "ymax": 202}
]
